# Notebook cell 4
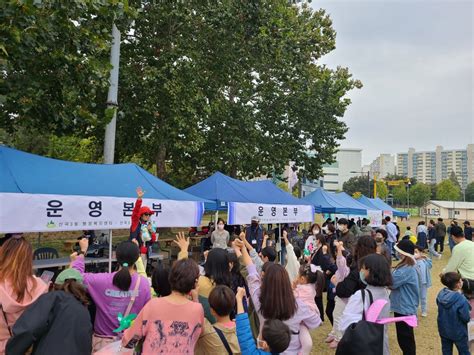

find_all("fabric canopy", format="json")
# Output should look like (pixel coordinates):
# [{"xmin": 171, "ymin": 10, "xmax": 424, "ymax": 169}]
[
  {"xmin": 357, "ymin": 195, "xmax": 407, "ymax": 218},
  {"xmin": 334, "ymin": 192, "xmax": 375, "ymax": 213},
  {"xmin": 302, "ymin": 189, "xmax": 366, "ymax": 215},
  {"xmin": 0, "ymin": 146, "xmax": 207, "ymax": 232},
  {"xmin": 356, "ymin": 195, "xmax": 382, "ymax": 211},
  {"xmin": 185, "ymin": 172, "xmax": 311, "ymax": 210}
]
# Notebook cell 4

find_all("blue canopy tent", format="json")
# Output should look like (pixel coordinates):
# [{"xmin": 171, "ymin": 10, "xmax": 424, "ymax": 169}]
[
  {"xmin": 372, "ymin": 197, "xmax": 408, "ymax": 218},
  {"xmin": 357, "ymin": 195, "xmax": 382, "ymax": 211},
  {"xmin": 0, "ymin": 145, "xmax": 210, "ymax": 270},
  {"xmin": 184, "ymin": 171, "xmax": 310, "ymax": 210},
  {"xmin": 334, "ymin": 192, "xmax": 374, "ymax": 214},
  {"xmin": 302, "ymin": 189, "xmax": 366, "ymax": 215},
  {"xmin": 357, "ymin": 195, "xmax": 407, "ymax": 218}
]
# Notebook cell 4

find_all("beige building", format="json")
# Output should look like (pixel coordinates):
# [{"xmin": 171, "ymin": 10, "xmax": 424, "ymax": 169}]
[
  {"xmin": 370, "ymin": 154, "xmax": 396, "ymax": 178},
  {"xmin": 397, "ymin": 145, "xmax": 474, "ymax": 188},
  {"xmin": 422, "ymin": 200, "xmax": 474, "ymax": 221}
]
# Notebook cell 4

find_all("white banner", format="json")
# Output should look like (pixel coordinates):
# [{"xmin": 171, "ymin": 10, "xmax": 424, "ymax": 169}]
[
  {"xmin": 368, "ymin": 210, "xmax": 383, "ymax": 227},
  {"xmin": 227, "ymin": 202, "xmax": 314, "ymax": 225},
  {"xmin": 0, "ymin": 193, "xmax": 204, "ymax": 233}
]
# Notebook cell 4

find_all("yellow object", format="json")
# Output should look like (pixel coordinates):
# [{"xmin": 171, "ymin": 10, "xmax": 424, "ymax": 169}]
[{"xmin": 409, "ymin": 235, "xmax": 417, "ymax": 245}]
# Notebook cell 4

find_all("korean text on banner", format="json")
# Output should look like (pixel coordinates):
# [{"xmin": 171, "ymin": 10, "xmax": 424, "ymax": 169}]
[
  {"xmin": 0, "ymin": 193, "xmax": 204, "ymax": 233},
  {"xmin": 227, "ymin": 202, "xmax": 314, "ymax": 225}
]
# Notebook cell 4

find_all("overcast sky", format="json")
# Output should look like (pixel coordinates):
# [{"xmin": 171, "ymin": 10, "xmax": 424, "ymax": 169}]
[{"xmin": 312, "ymin": 0, "xmax": 473, "ymax": 165}]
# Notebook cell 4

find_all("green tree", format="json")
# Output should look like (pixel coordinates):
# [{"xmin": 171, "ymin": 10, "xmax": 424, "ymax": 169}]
[
  {"xmin": 375, "ymin": 181, "xmax": 388, "ymax": 199},
  {"xmin": 409, "ymin": 183, "xmax": 432, "ymax": 206},
  {"xmin": 465, "ymin": 182, "xmax": 474, "ymax": 202},
  {"xmin": 449, "ymin": 171, "xmax": 461, "ymax": 189},
  {"xmin": 117, "ymin": 1, "xmax": 360, "ymax": 187},
  {"xmin": 436, "ymin": 179, "xmax": 461, "ymax": 201},
  {"xmin": 343, "ymin": 176, "xmax": 372, "ymax": 196},
  {"xmin": 392, "ymin": 185, "xmax": 407, "ymax": 205},
  {"xmin": 0, "ymin": 1, "xmax": 135, "ymax": 145}
]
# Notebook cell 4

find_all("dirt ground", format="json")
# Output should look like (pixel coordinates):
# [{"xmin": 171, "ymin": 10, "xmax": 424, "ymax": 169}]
[{"xmin": 310, "ymin": 217, "xmax": 458, "ymax": 355}]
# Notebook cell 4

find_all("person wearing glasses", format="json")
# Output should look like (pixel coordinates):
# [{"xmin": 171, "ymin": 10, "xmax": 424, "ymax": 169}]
[{"xmin": 130, "ymin": 187, "xmax": 157, "ymax": 265}]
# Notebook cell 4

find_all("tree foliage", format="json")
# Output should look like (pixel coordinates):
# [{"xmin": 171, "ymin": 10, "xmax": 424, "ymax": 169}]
[
  {"xmin": 0, "ymin": 1, "xmax": 135, "ymax": 139},
  {"xmin": 375, "ymin": 181, "xmax": 388, "ymax": 199},
  {"xmin": 392, "ymin": 185, "xmax": 407, "ymax": 205},
  {"xmin": 409, "ymin": 183, "xmax": 432, "ymax": 206},
  {"xmin": 117, "ymin": 1, "xmax": 360, "ymax": 187},
  {"xmin": 465, "ymin": 182, "xmax": 474, "ymax": 202},
  {"xmin": 1, "ymin": 1, "xmax": 360, "ymax": 188},
  {"xmin": 436, "ymin": 179, "xmax": 461, "ymax": 201},
  {"xmin": 343, "ymin": 176, "xmax": 372, "ymax": 197}
]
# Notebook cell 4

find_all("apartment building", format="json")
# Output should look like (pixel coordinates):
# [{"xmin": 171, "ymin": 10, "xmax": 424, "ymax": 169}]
[{"xmin": 396, "ymin": 145, "xmax": 474, "ymax": 187}]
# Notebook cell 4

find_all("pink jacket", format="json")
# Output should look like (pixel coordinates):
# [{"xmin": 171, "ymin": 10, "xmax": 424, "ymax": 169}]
[
  {"xmin": 0, "ymin": 277, "xmax": 48, "ymax": 354},
  {"xmin": 293, "ymin": 283, "xmax": 318, "ymax": 314}
]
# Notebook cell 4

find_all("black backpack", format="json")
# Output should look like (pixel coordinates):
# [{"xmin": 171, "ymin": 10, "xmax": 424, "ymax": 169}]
[{"xmin": 336, "ymin": 289, "xmax": 384, "ymax": 355}]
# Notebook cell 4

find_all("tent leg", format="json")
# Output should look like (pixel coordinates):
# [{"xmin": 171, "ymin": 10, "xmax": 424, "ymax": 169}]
[
  {"xmin": 215, "ymin": 211, "xmax": 219, "ymax": 224},
  {"xmin": 108, "ymin": 229, "xmax": 113, "ymax": 273},
  {"xmin": 279, "ymin": 223, "xmax": 283, "ymax": 265}
]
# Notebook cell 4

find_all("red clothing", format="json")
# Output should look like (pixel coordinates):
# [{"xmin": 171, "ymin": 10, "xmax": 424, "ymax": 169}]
[{"xmin": 129, "ymin": 198, "xmax": 156, "ymax": 254}]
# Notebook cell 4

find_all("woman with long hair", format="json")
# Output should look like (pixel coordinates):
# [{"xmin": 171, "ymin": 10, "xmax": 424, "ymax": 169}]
[
  {"xmin": 0, "ymin": 235, "xmax": 48, "ymax": 354},
  {"xmin": 122, "ymin": 258, "xmax": 204, "ymax": 353},
  {"xmin": 175, "ymin": 233, "xmax": 232, "ymax": 323},
  {"xmin": 237, "ymin": 239, "xmax": 321, "ymax": 354},
  {"xmin": 71, "ymin": 238, "xmax": 150, "ymax": 352},
  {"xmin": 6, "ymin": 268, "xmax": 93, "ymax": 355}
]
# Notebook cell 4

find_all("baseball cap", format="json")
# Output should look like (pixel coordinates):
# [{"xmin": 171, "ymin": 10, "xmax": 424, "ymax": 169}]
[{"xmin": 55, "ymin": 268, "xmax": 84, "ymax": 285}]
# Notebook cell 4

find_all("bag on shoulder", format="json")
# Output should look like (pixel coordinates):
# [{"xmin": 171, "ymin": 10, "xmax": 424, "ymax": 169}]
[{"xmin": 336, "ymin": 289, "xmax": 384, "ymax": 355}]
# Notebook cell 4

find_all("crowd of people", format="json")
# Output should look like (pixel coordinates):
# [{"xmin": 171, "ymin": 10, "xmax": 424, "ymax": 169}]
[{"xmin": 0, "ymin": 189, "xmax": 472, "ymax": 354}]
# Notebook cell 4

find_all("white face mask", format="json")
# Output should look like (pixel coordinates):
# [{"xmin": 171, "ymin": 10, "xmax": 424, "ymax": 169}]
[
  {"xmin": 337, "ymin": 225, "xmax": 345, "ymax": 232},
  {"xmin": 322, "ymin": 226, "xmax": 328, "ymax": 232},
  {"xmin": 217, "ymin": 224, "xmax": 224, "ymax": 230},
  {"xmin": 313, "ymin": 229, "xmax": 320, "ymax": 235}
]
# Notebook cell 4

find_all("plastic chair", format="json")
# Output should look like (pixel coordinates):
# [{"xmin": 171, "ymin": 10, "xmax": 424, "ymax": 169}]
[{"xmin": 33, "ymin": 247, "xmax": 59, "ymax": 260}]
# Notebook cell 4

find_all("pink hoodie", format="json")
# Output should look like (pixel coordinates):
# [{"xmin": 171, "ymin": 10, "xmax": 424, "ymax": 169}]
[{"xmin": 0, "ymin": 277, "xmax": 48, "ymax": 354}]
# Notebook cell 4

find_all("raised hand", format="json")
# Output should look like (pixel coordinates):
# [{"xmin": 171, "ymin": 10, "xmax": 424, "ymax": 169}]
[
  {"xmin": 173, "ymin": 232, "xmax": 190, "ymax": 252},
  {"xmin": 136, "ymin": 186, "xmax": 145, "ymax": 199},
  {"xmin": 78, "ymin": 237, "xmax": 89, "ymax": 253},
  {"xmin": 236, "ymin": 287, "xmax": 246, "ymax": 300}
]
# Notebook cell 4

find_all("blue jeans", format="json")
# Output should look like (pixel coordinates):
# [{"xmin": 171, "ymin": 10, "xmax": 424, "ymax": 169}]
[
  {"xmin": 428, "ymin": 239, "xmax": 441, "ymax": 258},
  {"xmin": 385, "ymin": 240, "xmax": 397, "ymax": 260},
  {"xmin": 448, "ymin": 235, "xmax": 455, "ymax": 252},
  {"xmin": 420, "ymin": 284, "xmax": 428, "ymax": 314},
  {"xmin": 441, "ymin": 336, "xmax": 470, "ymax": 355}
]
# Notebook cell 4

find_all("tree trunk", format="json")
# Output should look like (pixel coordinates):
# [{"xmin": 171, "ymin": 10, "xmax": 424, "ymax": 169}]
[
  {"xmin": 156, "ymin": 145, "xmax": 167, "ymax": 179},
  {"xmin": 229, "ymin": 165, "xmax": 237, "ymax": 178}
]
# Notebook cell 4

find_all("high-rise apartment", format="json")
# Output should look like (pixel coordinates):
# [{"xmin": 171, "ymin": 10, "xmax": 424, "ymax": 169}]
[{"xmin": 396, "ymin": 145, "xmax": 474, "ymax": 188}]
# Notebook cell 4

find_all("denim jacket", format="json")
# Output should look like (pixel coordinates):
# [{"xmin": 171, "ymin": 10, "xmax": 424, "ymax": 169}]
[
  {"xmin": 416, "ymin": 258, "xmax": 432, "ymax": 287},
  {"xmin": 390, "ymin": 265, "xmax": 420, "ymax": 315}
]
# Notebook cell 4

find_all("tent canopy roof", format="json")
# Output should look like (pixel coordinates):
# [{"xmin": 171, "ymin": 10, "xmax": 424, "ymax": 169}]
[
  {"xmin": 185, "ymin": 172, "xmax": 310, "ymax": 210},
  {"xmin": 358, "ymin": 195, "xmax": 407, "ymax": 217},
  {"xmin": 302, "ymin": 189, "xmax": 366, "ymax": 215},
  {"xmin": 0, "ymin": 145, "xmax": 205, "ymax": 201}
]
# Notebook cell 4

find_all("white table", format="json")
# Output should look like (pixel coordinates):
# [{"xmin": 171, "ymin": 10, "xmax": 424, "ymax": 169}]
[{"xmin": 33, "ymin": 253, "xmax": 165, "ymax": 270}]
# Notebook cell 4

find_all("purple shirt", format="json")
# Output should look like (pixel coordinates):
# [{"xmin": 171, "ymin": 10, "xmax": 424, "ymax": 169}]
[
  {"xmin": 246, "ymin": 264, "xmax": 321, "ymax": 354},
  {"xmin": 71, "ymin": 257, "xmax": 151, "ymax": 336}
]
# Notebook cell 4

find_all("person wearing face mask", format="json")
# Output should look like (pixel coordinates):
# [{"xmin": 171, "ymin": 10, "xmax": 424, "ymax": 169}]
[
  {"xmin": 337, "ymin": 218, "xmax": 356, "ymax": 253},
  {"xmin": 245, "ymin": 217, "xmax": 265, "ymax": 253},
  {"xmin": 211, "ymin": 218, "xmax": 230, "ymax": 249},
  {"xmin": 304, "ymin": 224, "xmax": 321, "ymax": 253}
]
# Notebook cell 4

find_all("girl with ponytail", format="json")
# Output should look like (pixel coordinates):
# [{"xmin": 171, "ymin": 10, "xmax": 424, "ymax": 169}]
[{"xmin": 71, "ymin": 238, "xmax": 150, "ymax": 352}]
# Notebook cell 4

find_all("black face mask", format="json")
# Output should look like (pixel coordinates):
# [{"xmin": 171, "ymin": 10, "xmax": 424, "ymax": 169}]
[{"xmin": 251, "ymin": 222, "xmax": 258, "ymax": 228}]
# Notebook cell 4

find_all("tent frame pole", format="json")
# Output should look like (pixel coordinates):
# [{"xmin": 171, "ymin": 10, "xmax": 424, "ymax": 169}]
[
  {"xmin": 108, "ymin": 229, "xmax": 113, "ymax": 273},
  {"xmin": 279, "ymin": 223, "xmax": 282, "ymax": 265}
]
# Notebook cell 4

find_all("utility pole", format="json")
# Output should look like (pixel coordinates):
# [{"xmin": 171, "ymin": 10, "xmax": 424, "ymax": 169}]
[{"xmin": 103, "ymin": 23, "xmax": 121, "ymax": 164}]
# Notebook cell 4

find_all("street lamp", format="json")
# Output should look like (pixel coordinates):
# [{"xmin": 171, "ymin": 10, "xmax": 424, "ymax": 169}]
[
  {"xmin": 351, "ymin": 171, "xmax": 371, "ymax": 197},
  {"xmin": 406, "ymin": 181, "xmax": 412, "ymax": 211}
]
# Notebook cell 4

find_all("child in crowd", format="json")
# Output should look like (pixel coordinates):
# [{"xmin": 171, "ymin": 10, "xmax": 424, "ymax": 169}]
[
  {"xmin": 403, "ymin": 226, "xmax": 417, "ymax": 245},
  {"xmin": 375, "ymin": 229, "xmax": 391, "ymax": 265},
  {"xmin": 414, "ymin": 245, "xmax": 432, "ymax": 317},
  {"xmin": 390, "ymin": 240, "xmax": 420, "ymax": 355},
  {"xmin": 235, "ymin": 287, "xmax": 291, "ymax": 354},
  {"xmin": 292, "ymin": 263, "xmax": 321, "ymax": 355},
  {"xmin": 339, "ymin": 253, "xmax": 393, "ymax": 354},
  {"xmin": 6, "ymin": 269, "xmax": 92, "ymax": 355},
  {"xmin": 437, "ymin": 272, "xmax": 471, "ymax": 355},
  {"xmin": 326, "ymin": 241, "xmax": 350, "ymax": 349},
  {"xmin": 122, "ymin": 258, "xmax": 204, "ymax": 353},
  {"xmin": 196, "ymin": 285, "xmax": 240, "ymax": 354}
]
